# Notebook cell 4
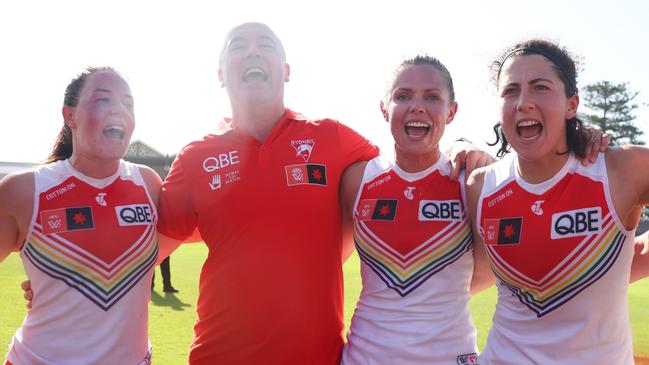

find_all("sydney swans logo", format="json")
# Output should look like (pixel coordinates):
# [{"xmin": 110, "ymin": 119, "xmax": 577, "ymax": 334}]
[{"xmin": 291, "ymin": 139, "xmax": 315, "ymax": 162}]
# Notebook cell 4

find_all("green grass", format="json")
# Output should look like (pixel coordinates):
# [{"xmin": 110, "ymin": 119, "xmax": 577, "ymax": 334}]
[{"xmin": 1, "ymin": 246, "xmax": 647, "ymax": 364}]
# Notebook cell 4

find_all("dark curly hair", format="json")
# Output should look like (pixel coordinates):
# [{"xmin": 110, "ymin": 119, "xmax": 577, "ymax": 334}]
[{"xmin": 487, "ymin": 39, "xmax": 591, "ymax": 158}]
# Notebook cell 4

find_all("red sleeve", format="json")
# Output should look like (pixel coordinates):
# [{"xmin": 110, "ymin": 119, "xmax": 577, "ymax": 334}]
[
  {"xmin": 157, "ymin": 146, "xmax": 197, "ymax": 240},
  {"xmin": 336, "ymin": 121, "xmax": 380, "ymax": 165}
]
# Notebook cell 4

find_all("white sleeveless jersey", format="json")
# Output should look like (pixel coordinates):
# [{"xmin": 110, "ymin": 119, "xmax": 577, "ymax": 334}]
[
  {"xmin": 477, "ymin": 154, "xmax": 634, "ymax": 365},
  {"xmin": 6, "ymin": 160, "xmax": 157, "ymax": 365},
  {"xmin": 342, "ymin": 155, "xmax": 478, "ymax": 365}
]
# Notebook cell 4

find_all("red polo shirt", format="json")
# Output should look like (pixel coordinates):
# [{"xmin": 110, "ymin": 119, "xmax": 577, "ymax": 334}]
[{"xmin": 158, "ymin": 109, "xmax": 379, "ymax": 365}]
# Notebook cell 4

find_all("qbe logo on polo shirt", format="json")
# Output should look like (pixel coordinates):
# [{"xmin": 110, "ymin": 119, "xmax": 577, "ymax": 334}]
[
  {"xmin": 115, "ymin": 204, "xmax": 153, "ymax": 226},
  {"xmin": 551, "ymin": 207, "xmax": 601, "ymax": 239}
]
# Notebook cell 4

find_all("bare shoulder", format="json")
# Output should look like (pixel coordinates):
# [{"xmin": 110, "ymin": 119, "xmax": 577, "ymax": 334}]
[
  {"xmin": 606, "ymin": 145, "xmax": 649, "ymax": 178},
  {"xmin": 341, "ymin": 160, "xmax": 368, "ymax": 194},
  {"xmin": 136, "ymin": 165, "xmax": 163, "ymax": 203},
  {"xmin": 0, "ymin": 170, "xmax": 35, "ymax": 205},
  {"xmin": 0, "ymin": 170, "xmax": 35, "ymax": 225}
]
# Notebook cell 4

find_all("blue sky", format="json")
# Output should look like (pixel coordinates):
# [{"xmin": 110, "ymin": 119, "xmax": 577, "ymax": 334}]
[{"xmin": 1, "ymin": 0, "xmax": 647, "ymax": 162}]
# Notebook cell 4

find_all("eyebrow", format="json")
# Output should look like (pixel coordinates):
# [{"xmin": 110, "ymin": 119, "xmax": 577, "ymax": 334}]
[
  {"xmin": 502, "ymin": 77, "xmax": 554, "ymax": 88},
  {"xmin": 92, "ymin": 88, "xmax": 133, "ymax": 99},
  {"xmin": 393, "ymin": 87, "xmax": 443, "ymax": 93},
  {"xmin": 229, "ymin": 35, "xmax": 276, "ymax": 45},
  {"xmin": 529, "ymin": 77, "xmax": 554, "ymax": 84}
]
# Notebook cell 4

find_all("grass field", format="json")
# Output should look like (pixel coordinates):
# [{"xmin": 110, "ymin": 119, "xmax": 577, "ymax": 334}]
[{"xmin": 1, "ymin": 245, "xmax": 648, "ymax": 364}]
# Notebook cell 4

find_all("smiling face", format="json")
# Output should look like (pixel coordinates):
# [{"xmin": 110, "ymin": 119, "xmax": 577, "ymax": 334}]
[
  {"xmin": 497, "ymin": 54, "xmax": 579, "ymax": 162},
  {"xmin": 382, "ymin": 64, "xmax": 457, "ymax": 171},
  {"xmin": 65, "ymin": 71, "xmax": 135, "ymax": 163},
  {"xmin": 218, "ymin": 23, "xmax": 289, "ymax": 108}
]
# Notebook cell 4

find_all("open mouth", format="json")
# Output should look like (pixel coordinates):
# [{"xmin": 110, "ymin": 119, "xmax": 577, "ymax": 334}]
[
  {"xmin": 405, "ymin": 121, "xmax": 431, "ymax": 138},
  {"xmin": 103, "ymin": 125, "xmax": 125, "ymax": 140},
  {"xmin": 517, "ymin": 120, "xmax": 542, "ymax": 141},
  {"xmin": 242, "ymin": 67, "xmax": 268, "ymax": 82}
]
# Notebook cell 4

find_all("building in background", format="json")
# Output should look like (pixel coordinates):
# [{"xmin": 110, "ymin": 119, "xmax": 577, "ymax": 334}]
[{"xmin": 123, "ymin": 140, "xmax": 175, "ymax": 180}]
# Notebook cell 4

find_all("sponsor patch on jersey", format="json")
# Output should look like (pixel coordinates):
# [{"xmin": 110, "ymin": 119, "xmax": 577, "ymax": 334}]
[
  {"xmin": 115, "ymin": 204, "xmax": 154, "ymax": 226},
  {"xmin": 483, "ymin": 217, "xmax": 522, "ymax": 245},
  {"xmin": 419, "ymin": 199, "xmax": 463, "ymax": 221},
  {"xmin": 291, "ymin": 139, "xmax": 315, "ymax": 162},
  {"xmin": 358, "ymin": 199, "xmax": 398, "ymax": 221},
  {"xmin": 551, "ymin": 207, "xmax": 602, "ymax": 239},
  {"xmin": 456, "ymin": 353, "xmax": 478, "ymax": 365},
  {"xmin": 285, "ymin": 164, "xmax": 327, "ymax": 186},
  {"xmin": 41, "ymin": 206, "xmax": 95, "ymax": 234}
]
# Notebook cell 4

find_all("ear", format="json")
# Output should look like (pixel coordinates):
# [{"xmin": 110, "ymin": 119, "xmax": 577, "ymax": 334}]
[
  {"xmin": 284, "ymin": 63, "xmax": 291, "ymax": 82},
  {"xmin": 379, "ymin": 100, "xmax": 389, "ymax": 122},
  {"xmin": 565, "ymin": 94, "xmax": 579, "ymax": 120},
  {"xmin": 446, "ymin": 102, "xmax": 459, "ymax": 125},
  {"xmin": 218, "ymin": 68, "xmax": 225, "ymax": 88},
  {"xmin": 62, "ymin": 106, "xmax": 76, "ymax": 129}
]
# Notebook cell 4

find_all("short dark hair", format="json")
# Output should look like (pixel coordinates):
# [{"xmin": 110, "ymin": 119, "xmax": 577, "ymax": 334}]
[{"xmin": 487, "ymin": 39, "xmax": 590, "ymax": 158}]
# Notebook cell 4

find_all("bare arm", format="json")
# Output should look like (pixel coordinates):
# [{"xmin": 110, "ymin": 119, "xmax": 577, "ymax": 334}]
[
  {"xmin": 446, "ymin": 139, "xmax": 496, "ymax": 182},
  {"xmin": 340, "ymin": 161, "xmax": 367, "ymax": 263},
  {"xmin": 631, "ymin": 232, "xmax": 649, "ymax": 283},
  {"xmin": 0, "ymin": 172, "xmax": 34, "ymax": 262},
  {"xmin": 465, "ymin": 168, "xmax": 496, "ymax": 295},
  {"xmin": 607, "ymin": 146, "xmax": 649, "ymax": 282}
]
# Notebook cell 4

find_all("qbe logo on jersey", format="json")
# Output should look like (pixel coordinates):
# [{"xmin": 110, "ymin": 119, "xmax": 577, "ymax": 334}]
[
  {"xmin": 551, "ymin": 207, "xmax": 601, "ymax": 239},
  {"xmin": 115, "ymin": 204, "xmax": 153, "ymax": 226},
  {"xmin": 418, "ymin": 200, "xmax": 463, "ymax": 221}
]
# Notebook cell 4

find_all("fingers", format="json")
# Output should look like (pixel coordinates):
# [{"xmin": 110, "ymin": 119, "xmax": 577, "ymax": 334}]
[
  {"xmin": 582, "ymin": 129, "xmax": 608, "ymax": 166},
  {"xmin": 449, "ymin": 152, "xmax": 465, "ymax": 181},
  {"xmin": 582, "ymin": 141, "xmax": 594, "ymax": 166},
  {"xmin": 21, "ymin": 279, "xmax": 31, "ymax": 292},
  {"xmin": 464, "ymin": 152, "xmax": 495, "ymax": 177},
  {"xmin": 600, "ymin": 133, "xmax": 610, "ymax": 152},
  {"xmin": 21, "ymin": 279, "xmax": 33, "ymax": 309}
]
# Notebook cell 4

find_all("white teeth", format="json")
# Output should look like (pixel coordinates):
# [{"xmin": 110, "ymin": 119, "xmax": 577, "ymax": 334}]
[
  {"xmin": 406, "ymin": 121, "xmax": 429, "ymax": 128},
  {"xmin": 517, "ymin": 120, "xmax": 540, "ymax": 127},
  {"xmin": 245, "ymin": 68, "xmax": 266, "ymax": 77},
  {"xmin": 103, "ymin": 126, "xmax": 125, "ymax": 140},
  {"xmin": 105, "ymin": 126, "xmax": 125, "ymax": 133}
]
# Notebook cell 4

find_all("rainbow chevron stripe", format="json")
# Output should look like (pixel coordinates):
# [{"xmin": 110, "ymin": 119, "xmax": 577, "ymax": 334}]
[
  {"xmin": 486, "ymin": 213, "xmax": 625, "ymax": 317},
  {"xmin": 354, "ymin": 217, "xmax": 472, "ymax": 297},
  {"xmin": 24, "ymin": 222, "xmax": 157, "ymax": 311}
]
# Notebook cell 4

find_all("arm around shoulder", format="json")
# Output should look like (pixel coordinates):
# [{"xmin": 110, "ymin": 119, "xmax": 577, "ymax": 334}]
[
  {"xmin": 340, "ymin": 160, "xmax": 367, "ymax": 263},
  {"xmin": 0, "ymin": 171, "xmax": 35, "ymax": 262},
  {"xmin": 465, "ymin": 168, "xmax": 496, "ymax": 294},
  {"xmin": 137, "ymin": 165, "xmax": 163, "ymax": 206}
]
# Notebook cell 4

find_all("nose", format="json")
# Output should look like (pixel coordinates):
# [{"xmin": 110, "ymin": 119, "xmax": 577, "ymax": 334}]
[
  {"xmin": 516, "ymin": 89, "xmax": 536, "ymax": 112},
  {"xmin": 246, "ymin": 44, "xmax": 262, "ymax": 58},
  {"xmin": 409, "ymin": 100, "xmax": 425, "ymax": 114}
]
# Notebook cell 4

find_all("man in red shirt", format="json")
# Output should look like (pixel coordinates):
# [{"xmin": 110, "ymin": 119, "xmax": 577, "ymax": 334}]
[{"xmin": 157, "ymin": 22, "xmax": 379, "ymax": 365}]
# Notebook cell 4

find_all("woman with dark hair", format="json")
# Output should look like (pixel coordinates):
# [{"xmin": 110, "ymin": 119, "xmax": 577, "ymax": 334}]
[
  {"xmin": 0, "ymin": 67, "xmax": 161, "ymax": 365},
  {"xmin": 467, "ymin": 39, "xmax": 649, "ymax": 364}
]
